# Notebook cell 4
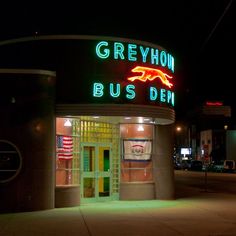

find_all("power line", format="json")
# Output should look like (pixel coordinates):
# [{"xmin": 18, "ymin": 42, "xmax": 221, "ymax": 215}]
[{"xmin": 200, "ymin": 0, "xmax": 233, "ymax": 52}]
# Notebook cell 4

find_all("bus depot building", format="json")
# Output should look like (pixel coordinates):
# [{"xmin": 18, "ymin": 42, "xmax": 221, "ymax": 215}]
[{"xmin": 0, "ymin": 35, "xmax": 176, "ymax": 213}]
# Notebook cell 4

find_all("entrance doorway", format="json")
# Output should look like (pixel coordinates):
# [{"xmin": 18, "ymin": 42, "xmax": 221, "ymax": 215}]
[{"xmin": 81, "ymin": 144, "xmax": 112, "ymax": 203}]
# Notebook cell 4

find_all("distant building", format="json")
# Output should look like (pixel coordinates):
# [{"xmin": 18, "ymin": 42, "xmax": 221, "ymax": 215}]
[{"xmin": 181, "ymin": 101, "xmax": 235, "ymax": 163}]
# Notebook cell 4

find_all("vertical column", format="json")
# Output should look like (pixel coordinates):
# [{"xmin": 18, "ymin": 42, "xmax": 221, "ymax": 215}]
[
  {"xmin": 0, "ymin": 71, "xmax": 56, "ymax": 212},
  {"xmin": 153, "ymin": 124, "xmax": 175, "ymax": 200}
]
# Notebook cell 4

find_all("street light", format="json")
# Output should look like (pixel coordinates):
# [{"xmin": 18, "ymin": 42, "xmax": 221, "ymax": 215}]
[{"xmin": 176, "ymin": 126, "xmax": 182, "ymax": 132}]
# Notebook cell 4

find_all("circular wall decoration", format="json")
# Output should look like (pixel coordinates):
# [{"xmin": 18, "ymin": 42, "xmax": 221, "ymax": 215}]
[{"xmin": 0, "ymin": 140, "xmax": 22, "ymax": 184}]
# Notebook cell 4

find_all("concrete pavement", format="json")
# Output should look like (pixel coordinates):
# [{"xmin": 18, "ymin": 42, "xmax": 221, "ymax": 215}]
[{"xmin": 1, "ymin": 171, "xmax": 236, "ymax": 236}]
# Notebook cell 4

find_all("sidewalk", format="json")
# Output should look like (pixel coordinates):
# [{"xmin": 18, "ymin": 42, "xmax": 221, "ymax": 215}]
[{"xmin": 1, "ymin": 173, "xmax": 236, "ymax": 236}]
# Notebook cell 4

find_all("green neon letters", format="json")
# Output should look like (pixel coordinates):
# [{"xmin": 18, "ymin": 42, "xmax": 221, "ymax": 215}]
[
  {"xmin": 96, "ymin": 41, "xmax": 175, "ymax": 73},
  {"xmin": 93, "ymin": 82, "xmax": 174, "ymax": 106},
  {"xmin": 149, "ymin": 87, "xmax": 174, "ymax": 105}
]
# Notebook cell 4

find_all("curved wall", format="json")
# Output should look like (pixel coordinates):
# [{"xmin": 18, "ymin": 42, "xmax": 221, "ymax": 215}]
[
  {"xmin": 153, "ymin": 124, "xmax": 175, "ymax": 199},
  {"xmin": 0, "ymin": 35, "xmax": 176, "ymax": 210},
  {"xmin": 0, "ymin": 69, "xmax": 56, "ymax": 212},
  {"xmin": 0, "ymin": 35, "xmax": 175, "ymax": 124}
]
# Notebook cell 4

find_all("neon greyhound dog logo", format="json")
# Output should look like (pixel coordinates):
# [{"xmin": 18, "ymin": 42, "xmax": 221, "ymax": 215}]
[{"xmin": 127, "ymin": 66, "xmax": 173, "ymax": 88}]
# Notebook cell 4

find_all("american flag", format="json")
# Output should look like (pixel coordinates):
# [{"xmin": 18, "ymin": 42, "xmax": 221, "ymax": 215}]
[{"xmin": 56, "ymin": 135, "xmax": 73, "ymax": 160}]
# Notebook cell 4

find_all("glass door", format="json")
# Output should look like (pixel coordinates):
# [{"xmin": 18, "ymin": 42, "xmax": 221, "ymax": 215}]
[{"xmin": 81, "ymin": 144, "xmax": 112, "ymax": 203}]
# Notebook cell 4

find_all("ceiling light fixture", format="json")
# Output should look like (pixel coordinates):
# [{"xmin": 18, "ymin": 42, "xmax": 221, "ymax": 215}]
[
  {"xmin": 64, "ymin": 119, "xmax": 72, "ymax": 127},
  {"xmin": 137, "ymin": 125, "xmax": 144, "ymax": 132}
]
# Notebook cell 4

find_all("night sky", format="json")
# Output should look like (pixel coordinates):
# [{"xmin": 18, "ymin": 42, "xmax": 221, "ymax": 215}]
[{"xmin": 0, "ymin": 0, "xmax": 234, "ymax": 119}]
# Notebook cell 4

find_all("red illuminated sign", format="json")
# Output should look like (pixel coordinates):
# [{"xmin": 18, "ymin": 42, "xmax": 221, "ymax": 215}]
[
  {"xmin": 127, "ymin": 66, "xmax": 173, "ymax": 88},
  {"xmin": 206, "ymin": 101, "xmax": 223, "ymax": 106}
]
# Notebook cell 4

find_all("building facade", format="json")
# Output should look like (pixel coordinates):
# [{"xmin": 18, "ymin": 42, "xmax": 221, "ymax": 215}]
[{"xmin": 0, "ymin": 35, "xmax": 176, "ymax": 212}]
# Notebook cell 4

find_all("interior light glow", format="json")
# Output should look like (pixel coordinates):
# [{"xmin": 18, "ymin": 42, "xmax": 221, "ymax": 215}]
[
  {"xmin": 138, "ymin": 117, "xmax": 143, "ymax": 123},
  {"xmin": 64, "ymin": 119, "xmax": 72, "ymax": 127},
  {"xmin": 127, "ymin": 66, "xmax": 173, "ymax": 88},
  {"xmin": 137, "ymin": 125, "xmax": 144, "ymax": 131}
]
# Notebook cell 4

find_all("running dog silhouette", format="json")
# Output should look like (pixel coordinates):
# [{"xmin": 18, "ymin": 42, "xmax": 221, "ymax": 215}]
[{"xmin": 127, "ymin": 66, "xmax": 173, "ymax": 88}]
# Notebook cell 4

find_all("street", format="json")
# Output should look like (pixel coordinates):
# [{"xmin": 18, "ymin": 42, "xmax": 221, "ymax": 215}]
[{"xmin": 175, "ymin": 169, "xmax": 236, "ymax": 198}]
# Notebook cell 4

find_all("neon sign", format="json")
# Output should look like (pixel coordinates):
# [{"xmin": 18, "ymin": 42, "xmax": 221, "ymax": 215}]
[
  {"xmin": 93, "ymin": 83, "xmax": 174, "ymax": 106},
  {"xmin": 206, "ymin": 101, "xmax": 223, "ymax": 106},
  {"xmin": 93, "ymin": 40, "xmax": 175, "ymax": 107},
  {"xmin": 96, "ymin": 41, "xmax": 175, "ymax": 73},
  {"xmin": 128, "ymin": 66, "xmax": 173, "ymax": 88}
]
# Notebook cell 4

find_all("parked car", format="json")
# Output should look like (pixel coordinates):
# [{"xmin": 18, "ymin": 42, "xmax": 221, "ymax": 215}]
[
  {"xmin": 224, "ymin": 160, "xmax": 236, "ymax": 173},
  {"xmin": 174, "ymin": 162, "xmax": 182, "ymax": 170},
  {"xmin": 207, "ymin": 161, "xmax": 224, "ymax": 172},
  {"xmin": 180, "ymin": 160, "xmax": 191, "ymax": 170},
  {"xmin": 189, "ymin": 160, "xmax": 203, "ymax": 171}
]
